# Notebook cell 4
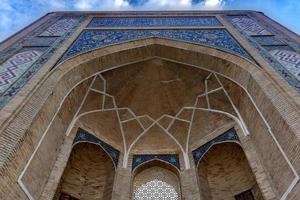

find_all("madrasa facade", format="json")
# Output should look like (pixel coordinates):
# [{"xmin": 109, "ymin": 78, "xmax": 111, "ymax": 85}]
[{"xmin": 0, "ymin": 10, "xmax": 299, "ymax": 200}]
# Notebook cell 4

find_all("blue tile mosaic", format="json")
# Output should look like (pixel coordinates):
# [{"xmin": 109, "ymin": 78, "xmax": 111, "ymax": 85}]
[
  {"xmin": 40, "ymin": 17, "xmax": 79, "ymax": 36},
  {"xmin": 0, "ymin": 47, "xmax": 48, "ymax": 94},
  {"xmin": 251, "ymin": 36, "xmax": 285, "ymax": 46},
  {"xmin": 192, "ymin": 128, "xmax": 240, "ymax": 167},
  {"xmin": 263, "ymin": 45, "xmax": 293, "ymax": 52},
  {"xmin": 132, "ymin": 154, "xmax": 180, "ymax": 170},
  {"xmin": 60, "ymin": 29, "xmax": 253, "ymax": 62},
  {"xmin": 88, "ymin": 17, "xmax": 222, "ymax": 27},
  {"xmin": 268, "ymin": 48, "xmax": 300, "ymax": 80},
  {"xmin": 228, "ymin": 15, "xmax": 271, "ymax": 36},
  {"xmin": 73, "ymin": 128, "xmax": 120, "ymax": 167},
  {"xmin": 0, "ymin": 16, "xmax": 85, "ymax": 110},
  {"xmin": 0, "ymin": 16, "xmax": 60, "ymax": 64},
  {"xmin": 23, "ymin": 37, "xmax": 58, "ymax": 47},
  {"xmin": 248, "ymin": 13, "xmax": 300, "ymax": 52},
  {"xmin": 224, "ymin": 15, "xmax": 300, "ymax": 93}
]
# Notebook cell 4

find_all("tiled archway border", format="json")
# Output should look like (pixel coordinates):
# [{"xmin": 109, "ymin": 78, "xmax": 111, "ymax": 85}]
[
  {"xmin": 73, "ymin": 128, "xmax": 120, "ymax": 169},
  {"xmin": 192, "ymin": 128, "xmax": 240, "ymax": 167},
  {"xmin": 132, "ymin": 154, "xmax": 180, "ymax": 171}
]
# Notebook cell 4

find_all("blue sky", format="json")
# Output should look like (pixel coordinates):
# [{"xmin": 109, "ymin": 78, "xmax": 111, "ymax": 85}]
[{"xmin": 0, "ymin": 0, "xmax": 299, "ymax": 42}]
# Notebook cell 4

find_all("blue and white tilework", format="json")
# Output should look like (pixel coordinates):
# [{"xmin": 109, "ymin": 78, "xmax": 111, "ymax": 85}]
[
  {"xmin": 0, "ymin": 16, "xmax": 85, "ymax": 110},
  {"xmin": 40, "ymin": 17, "xmax": 79, "ymax": 36},
  {"xmin": 230, "ymin": 15, "xmax": 271, "ymax": 36},
  {"xmin": 269, "ymin": 49, "xmax": 300, "ymax": 80},
  {"xmin": 0, "ymin": 48, "xmax": 46, "ymax": 94},
  {"xmin": 132, "ymin": 154, "xmax": 180, "ymax": 170},
  {"xmin": 60, "ymin": 29, "xmax": 253, "ymax": 62},
  {"xmin": 251, "ymin": 36, "xmax": 285, "ymax": 46},
  {"xmin": 23, "ymin": 37, "xmax": 58, "ymax": 47},
  {"xmin": 88, "ymin": 17, "xmax": 222, "ymax": 27},
  {"xmin": 0, "ymin": 16, "xmax": 59, "ymax": 64},
  {"xmin": 224, "ymin": 14, "xmax": 300, "ymax": 92},
  {"xmin": 73, "ymin": 128, "xmax": 120, "ymax": 168},
  {"xmin": 192, "ymin": 128, "xmax": 240, "ymax": 167}
]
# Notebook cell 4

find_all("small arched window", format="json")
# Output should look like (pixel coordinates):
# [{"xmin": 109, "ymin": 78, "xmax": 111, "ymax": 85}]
[
  {"xmin": 132, "ymin": 162, "xmax": 181, "ymax": 200},
  {"xmin": 134, "ymin": 178, "xmax": 179, "ymax": 200}
]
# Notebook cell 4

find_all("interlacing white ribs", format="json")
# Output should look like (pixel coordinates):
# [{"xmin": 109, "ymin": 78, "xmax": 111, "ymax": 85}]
[
  {"xmin": 69, "ymin": 72, "xmax": 249, "ymax": 169},
  {"xmin": 18, "ymin": 62, "xmax": 299, "ymax": 200}
]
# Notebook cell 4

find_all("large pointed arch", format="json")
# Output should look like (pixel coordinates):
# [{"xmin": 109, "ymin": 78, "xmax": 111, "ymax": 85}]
[{"xmin": 0, "ymin": 38, "xmax": 296, "ymax": 200}]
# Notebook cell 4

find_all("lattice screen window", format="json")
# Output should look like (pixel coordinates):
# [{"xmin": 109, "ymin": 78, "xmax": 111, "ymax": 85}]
[
  {"xmin": 133, "ymin": 166, "xmax": 181, "ymax": 200},
  {"xmin": 134, "ymin": 179, "xmax": 178, "ymax": 200}
]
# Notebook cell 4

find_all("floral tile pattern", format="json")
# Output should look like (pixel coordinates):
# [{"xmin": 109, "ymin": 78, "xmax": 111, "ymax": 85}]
[
  {"xmin": 192, "ymin": 128, "xmax": 240, "ymax": 167},
  {"xmin": 60, "ymin": 29, "xmax": 253, "ymax": 62},
  {"xmin": 88, "ymin": 17, "xmax": 222, "ymax": 27},
  {"xmin": 132, "ymin": 154, "xmax": 180, "ymax": 170},
  {"xmin": 73, "ymin": 128, "xmax": 120, "ymax": 168}
]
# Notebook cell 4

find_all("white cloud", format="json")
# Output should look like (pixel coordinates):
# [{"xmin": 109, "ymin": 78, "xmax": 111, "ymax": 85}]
[
  {"xmin": 202, "ymin": 0, "xmax": 225, "ymax": 9},
  {"xmin": 127, "ymin": 0, "xmax": 225, "ymax": 10},
  {"xmin": 0, "ymin": 0, "xmax": 227, "ymax": 42},
  {"xmin": 74, "ymin": 0, "xmax": 131, "ymax": 10},
  {"xmin": 74, "ymin": 0, "xmax": 225, "ymax": 11}
]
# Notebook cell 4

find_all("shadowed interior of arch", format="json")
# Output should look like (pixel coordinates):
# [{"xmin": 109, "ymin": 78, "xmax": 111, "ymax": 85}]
[
  {"xmin": 55, "ymin": 143, "xmax": 115, "ymax": 200},
  {"xmin": 198, "ymin": 142, "xmax": 264, "ymax": 200}
]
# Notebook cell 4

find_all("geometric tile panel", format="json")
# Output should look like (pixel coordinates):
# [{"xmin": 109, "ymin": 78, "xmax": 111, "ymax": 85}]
[
  {"xmin": 23, "ymin": 37, "xmax": 58, "ymax": 47},
  {"xmin": 192, "ymin": 128, "xmax": 240, "ymax": 167},
  {"xmin": 252, "ymin": 35, "xmax": 285, "ymax": 46},
  {"xmin": 40, "ymin": 17, "xmax": 79, "ymax": 36},
  {"xmin": 0, "ymin": 49, "xmax": 44, "ymax": 94},
  {"xmin": 229, "ymin": 15, "xmax": 272, "ymax": 36},
  {"xmin": 0, "ymin": 16, "xmax": 60, "ymax": 64},
  {"xmin": 224, "ymin": 14, "xmax": 300, "ymax": 93},
  {"xmin": 88, "ymin": 17, "xmax": 222, "ymax": 27},
  {"xmin": 0, "ymin": 16, "xmax": 85, "ymax": 110},
  {"xmin": 73, "ymin": 128, "xmax": 120, "ymax": 168},
  {"xmin": 132, "ymin": 154, "xmax": 180, "ymax": 171},
  {"xmin": 263, "ymin": 45, "xmax": 294, "ymax": 52},
  {"xmin": 60, "ymin": 29, "xmax": 253, "ymax": 62},
  {"xmin": 269, "ymin": 49, "xmax": 300, "ymax": 81}
]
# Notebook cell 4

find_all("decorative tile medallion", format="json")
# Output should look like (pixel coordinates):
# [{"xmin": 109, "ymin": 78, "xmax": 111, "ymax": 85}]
[
  {"xmin": 224, "ymin": 14, "xmax": 300, "ymax": 92},
  {"xmin": 88, "ymin": 17, "xmax": 222, "ymax": 27},
  {"xmin": 132, "ymin": 154, "xmax": 180, "ymax": 170},
  {"xmin": 230, "ymin": 15, "xmax": 271, "ymax": 36},
  {"xmin": 0, "ymin": 16, "xmax": 85, "ymax": 110},
  {"xmin": 60, "ymin": 29, "xmax": 253, "ymax": 62},
  {"xmin": 192, "ymin": 128, "xmax": 240, "ymax": 167},
  {"xmin": 73, "ymin": 128, "xmax": 120, "ymax": 168}
]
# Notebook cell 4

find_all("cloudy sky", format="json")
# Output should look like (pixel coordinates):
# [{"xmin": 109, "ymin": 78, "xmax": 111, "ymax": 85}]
[{"xmin": 0, "ymin": 0, "xmax": 299, "ymax": 42}]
